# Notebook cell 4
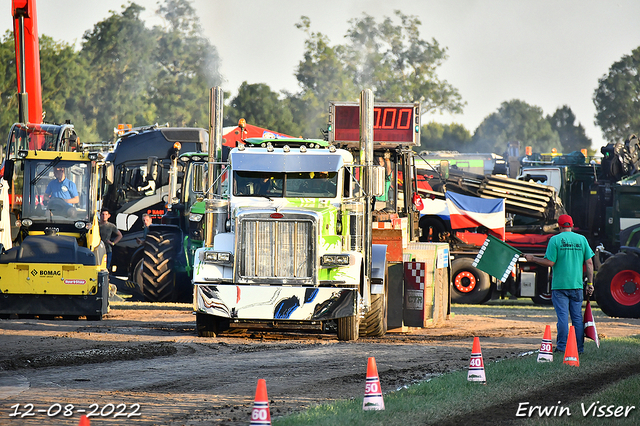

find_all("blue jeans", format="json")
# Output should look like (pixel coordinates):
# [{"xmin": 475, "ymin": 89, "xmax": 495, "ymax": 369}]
[{"xmin": 552, "ymin": 289, "xmax": 584, "ymax": 353}]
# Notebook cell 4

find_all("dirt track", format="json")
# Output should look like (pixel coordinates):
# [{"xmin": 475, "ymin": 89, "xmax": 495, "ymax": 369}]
[{"xmin": 1, "ymin": 302, "xmax": 639, "ymax": 425}]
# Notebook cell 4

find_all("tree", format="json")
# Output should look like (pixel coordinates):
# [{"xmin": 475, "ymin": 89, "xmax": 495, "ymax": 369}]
[
  {"xmin": 419, "ymin": 122, "xmax": 472, "ymax": 152},
  {"xmin": 290, "ymin": 17, "xmax": 358, "ymax": 138},
  {"xmin": 547, "ymin": 105, "xmax": 592, "ymax": 153},
  {"xmin": 151, "ymin": 0, "xmax": 223, "ymax": 128},
  {"xmin": 593, "ymin": 46, "xmax": 640, "ymax": 143},
  {"xmin": 471, "ymin": 100, "xmax": 561, "ymax": 154},
  {"xmin": 80, "ymin": 3, "xmax": 157, "ymax": 140},
  {"xmin": 344, "ymin": 11, "xmax": 464, "ymax": 114},
  {"xmin": 290, "ymin": 11, "xmax": 464, "ymax": 138},
  {"xmin": 0, "ymin": 30, "xmax": 20, "ymax": 132},
  {"xmin": 0, "ymin": 32, "xmax": 99, "ymax": 141},
  {"xmin": 226, "ymin": 82, "xmax": 302, "ymax": 137}
]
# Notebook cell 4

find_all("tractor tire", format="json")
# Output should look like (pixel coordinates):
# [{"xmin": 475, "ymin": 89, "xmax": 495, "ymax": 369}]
[
  {"xmin": 337, "ymin": 315, "xmax": 359, "ymax": 341},
  {"xmin": 140, "ymin": 231, "xmax": 178, "ymax": 302},
  {"xmin": 360, "ymin": 267, "xmax": 388, "ymax": 337},
  {"xmin": 594, "ymin": 252, "xmax": 640, "ymax": 318},
  {"xmin": 451, "ymin": 257, "xmax": 491, "ymax": 304}
]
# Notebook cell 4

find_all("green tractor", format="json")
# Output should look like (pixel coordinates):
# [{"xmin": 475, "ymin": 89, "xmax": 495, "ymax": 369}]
[{"xmin": 131, "ymin": 152, "xmax": 213, "ymax": 302}]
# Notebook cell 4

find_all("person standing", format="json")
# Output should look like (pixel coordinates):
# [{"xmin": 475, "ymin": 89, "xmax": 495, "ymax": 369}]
[
  {"xmin": 99, "ymin": 209, "xmax": 122, "ymax": 271},
  {"xmin": 136, "ymin": 213, "xmax": 153, "ymax": 245},
  {"xmin": 524, "ymin": 214, "xmax": 594, "ymax": 354}
]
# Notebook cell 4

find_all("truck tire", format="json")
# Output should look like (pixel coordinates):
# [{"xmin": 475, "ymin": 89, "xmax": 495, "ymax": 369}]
[
  {"xmin": 594, "ymin": 252, "xmax": 640, "ymax": 318},
  {"xmin": 140, "ymin": 231, "xmax": 178, "ymax": 302},
  {"xmin": 196, "ymin": 313, "xmax": 218, "ymax": 337},
  {"xmin": 451, "ymin": 258, "xmax": 491, "ymax": 304},
  {"xmin": 360, "ymin": 268, "xmax": 388, "ymax": 337},
  {"xmin": 337, "ymin": 315, "xmax": 359, "ymax": 341},
  {"xmin": 531, "ymin": 293, "xmax": 553, "ymax": 305}
]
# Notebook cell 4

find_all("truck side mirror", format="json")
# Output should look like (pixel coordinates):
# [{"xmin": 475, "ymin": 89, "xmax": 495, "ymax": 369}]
[
  {"xmin": 371, "ymin": 165, "xmax": 385, "ymax": 197},
  {"xmin": 3, "ymin": 160, "xmax": 14, "ymax": 182},
  {"xmin": 440, "ymin": 160, "xmax": 450, "ymax": 180},
  {"xmin": 146, "ymin": 156, "xmax": 158, "ymax": 181}
]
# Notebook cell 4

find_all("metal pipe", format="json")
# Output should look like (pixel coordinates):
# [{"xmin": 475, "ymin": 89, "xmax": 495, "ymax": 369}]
[
  {"xmin": 360, "ymin": 89, "xmax": 374, "ymax": 295},
  {"xmin": 205, "ymin": 87, "xmax": 223, "ymax": 248},
  {"xmin": 17, "ymin": 15, "xmax": 28, "ymax": 123}
]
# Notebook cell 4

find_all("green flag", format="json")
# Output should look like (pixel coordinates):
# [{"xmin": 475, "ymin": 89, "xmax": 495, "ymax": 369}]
[{"xmin": 472, "ymin": 234, "xmax": 522, "ymax": 282}]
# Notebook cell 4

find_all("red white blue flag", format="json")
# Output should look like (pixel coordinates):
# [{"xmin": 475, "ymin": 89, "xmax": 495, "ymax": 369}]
[{"xmin": 445, "ymin": 192, "xmax": 505, "ymax": 240}]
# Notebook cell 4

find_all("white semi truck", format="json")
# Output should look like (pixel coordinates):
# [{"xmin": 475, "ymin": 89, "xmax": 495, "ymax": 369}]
[{"xmin": 192, "ymin": 89, "xmax": 424, "ymax": 340}]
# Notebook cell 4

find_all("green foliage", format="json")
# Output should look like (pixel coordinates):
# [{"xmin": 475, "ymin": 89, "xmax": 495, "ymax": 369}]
[
  {"xmin": 344, "ymin": 11, "xmax": 464, "ymax": 114},
  {"xmin": 0, "ymin": 30, "xmax": 19, "ymax": 133},
  {"xmin": 547, "ymin": 105, "xmax": 592, "ymax": 153},
  {"xmin": 80, "ymin": 2, "xmax": 157, "ymax": 140},
  {"xmin": 594, "ymin": 46, "xmax": 640, "ymax": 143},
  {"xmin": 472, "ymin": 99, "xmax": 561, "ymax": 154},
  {"xmin": 419, "ymin": 121, "xmax": 472, "ymax": 152},
  {"xmin": 290, "ymin": 12, "xmax": 464, "ymax": 138},
  {"xmin": 226, "ymin": 82, "xmax": 302, "ymax": 137},
  {"xmin": 151, "ymin": 0, "xmax": 222, "ymax": 128}
]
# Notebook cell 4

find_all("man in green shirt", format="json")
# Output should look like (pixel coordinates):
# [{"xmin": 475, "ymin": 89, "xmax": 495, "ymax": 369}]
[{"xmin": 525, "ymin": 214, "xmax": 594, "ymax": 353}]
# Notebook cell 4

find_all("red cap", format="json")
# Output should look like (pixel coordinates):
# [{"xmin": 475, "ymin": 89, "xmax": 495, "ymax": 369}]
[{"xmin": 558, "ymin": 214, "xmax": 573, "ymax": 228}]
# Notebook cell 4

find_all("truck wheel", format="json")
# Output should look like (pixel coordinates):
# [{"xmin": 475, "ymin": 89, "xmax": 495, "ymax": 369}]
[
  {"xmin": 337, "ymin": 315, "xmax": 359, "ymax": 341},
  {"xmin": 451, "ymin": 258, "xmax": 491, "ymax": 304},
  {"xmin": 594, "ymin": 253, "xmax": 640, "ymax": 318},
  {"xmin": 196, "ymin": 313, "xmax": 218, "ymax": 337},
  {"xmin": 140, "ymin": 231, "xmax": 178, "ymax": 302},
  {"xmin": 531, "ymin": 292, "xmax": 553, "ymax": 305},
  {"xmin": 360, "ymin": 268, "xmax": 388, "ymax": 337}
]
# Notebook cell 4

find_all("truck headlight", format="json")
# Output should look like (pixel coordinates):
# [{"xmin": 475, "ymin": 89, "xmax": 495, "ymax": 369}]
[
  {"xmin": 202, "ymin": 251, "xmax": 233, "ymax": 264},
  {"xmin": 189, "ymin": 213, "xmax": 203, "ymax": 222},
  {"xmin": 321, "ymin": 254, "xmax": 350, "ymax": 266}
]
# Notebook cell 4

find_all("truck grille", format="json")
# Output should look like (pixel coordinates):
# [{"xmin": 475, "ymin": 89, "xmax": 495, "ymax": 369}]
[{"xmin": 239, "ymin": 219, "xmax": 313, "ymax": 279}]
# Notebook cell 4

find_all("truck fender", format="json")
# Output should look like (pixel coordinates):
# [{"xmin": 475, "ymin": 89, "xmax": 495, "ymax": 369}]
[{"xmin": 371, "ymin": 244, "xmax": 387, "ymax": 294}]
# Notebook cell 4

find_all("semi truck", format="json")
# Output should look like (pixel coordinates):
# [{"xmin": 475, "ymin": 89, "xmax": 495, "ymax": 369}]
[{"xmin": 192, "ymin": 89, "xmax": 428, "ymax": 340}]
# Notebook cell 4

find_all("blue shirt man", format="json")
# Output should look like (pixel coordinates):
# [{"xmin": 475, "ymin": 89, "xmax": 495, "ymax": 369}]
[{"xmin": 45, "ymin": 166, "xmax": 79, "ymax": 206}]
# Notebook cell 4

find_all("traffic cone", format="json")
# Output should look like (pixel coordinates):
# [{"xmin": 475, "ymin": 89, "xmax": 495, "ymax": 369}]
[
  {"xmin": 467, "ymin": 337, "xmax": 486, "ymax": 383},
  {"xmin": 537, "ymin": 325, "xmax": 553, "ymax": 362},
  {"xmin": 363, "ymin": 357, "xmax": 384, "ymax": 410},
  {"xmin": 78, "ymin": 415, "xmax": 90, "ymax": 426},
  {"xmin": 563, "ymin": 325, "xmax": 580, "ymax": 367},
  {"xmin": 250, "ymin": 379, "xmax": 271, "ymax": 425}
]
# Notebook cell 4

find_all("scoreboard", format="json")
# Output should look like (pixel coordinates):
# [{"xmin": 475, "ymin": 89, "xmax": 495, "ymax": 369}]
[{"xmin": 328, "ymin": 102, "xmax": 420, "ymax": 148}]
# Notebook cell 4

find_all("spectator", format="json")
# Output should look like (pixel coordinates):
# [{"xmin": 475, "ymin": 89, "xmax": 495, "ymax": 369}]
[
  {"xmin": 99, "ymin": 209, "xmax": 122, "ymax": 271},
  {"xmin": 136, "ymin": 213, "xmax": 153, "ymax": 245}
]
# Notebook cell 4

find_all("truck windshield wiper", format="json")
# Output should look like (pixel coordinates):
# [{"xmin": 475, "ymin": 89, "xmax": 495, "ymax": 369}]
[{"xmin": 31, "ymin": 156, "xmax": 62, "ymax": 186}]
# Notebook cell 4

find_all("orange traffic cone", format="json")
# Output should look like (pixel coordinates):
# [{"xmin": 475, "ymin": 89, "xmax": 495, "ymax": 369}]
[
  {"xmin": 78, "ymin": 415, "xmax": 90, "ymax": 426},
  {"xmin": 537, "ymin": 325, "xmax": 553, "ymax": 362},
  {"xmin": 467, "ymin": 337, "xmax": 486, "ymax": 383},
  {"xmin": 363, "ymin": 357, "xmax": 384, "ymax": 410},
  {"xmin": 563, "ymin": 325, "xmax": 580, "ymax": 367},
  {"xmin": 250, "ymin": 379, "xmax": 271, "ymax": 425}
]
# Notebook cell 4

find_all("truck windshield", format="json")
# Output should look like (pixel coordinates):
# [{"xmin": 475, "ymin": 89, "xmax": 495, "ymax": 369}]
[
  {"xmin": 22, "ymin": 160, "xmax": 91, "ymax": 222},
  {"xmin": 233, "ymin": 171, "xmax": 337, "ymax": 198},
  {"xmin": 7, "ymin": 124, "xmax": 64, "ymax": 157}
]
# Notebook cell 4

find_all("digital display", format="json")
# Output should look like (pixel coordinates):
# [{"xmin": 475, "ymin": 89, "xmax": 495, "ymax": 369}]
[{"xmin": 330, "ymin": 102, "xmax": 420, "ymax": 146}]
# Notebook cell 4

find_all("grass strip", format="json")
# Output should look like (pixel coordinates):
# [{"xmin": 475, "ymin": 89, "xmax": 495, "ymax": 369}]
[{"xmin": 273, "ymin": 335, "xmax": 640, "ymax": 426}]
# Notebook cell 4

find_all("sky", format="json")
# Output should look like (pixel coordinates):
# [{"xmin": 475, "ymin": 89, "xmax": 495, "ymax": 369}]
[{"xmin": 3, "ymin": 0, "xmax": 640, "ymax": 151}]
